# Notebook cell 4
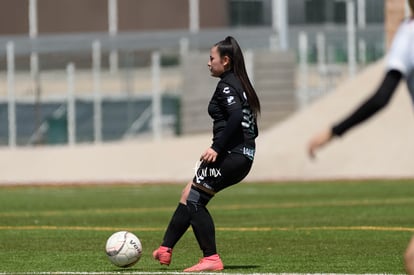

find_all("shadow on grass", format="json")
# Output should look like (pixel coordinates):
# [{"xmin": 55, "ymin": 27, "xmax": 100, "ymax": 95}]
[
  {"xmin": 147, "ymin": 265, "xmax": 261, "ymax": 272},
  {"xmin": 224, "ymin": 265, "xmax": 261, "ymax": 270}
]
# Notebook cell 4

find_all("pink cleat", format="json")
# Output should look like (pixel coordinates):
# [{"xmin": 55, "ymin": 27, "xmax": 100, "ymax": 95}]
[
  {"xmin": 183, "ymin": 254, "xmax": 224, "ymax": 272},
  {"xmin": 153, "ymin": 246, "xmax": 173, "ymax": 266}
]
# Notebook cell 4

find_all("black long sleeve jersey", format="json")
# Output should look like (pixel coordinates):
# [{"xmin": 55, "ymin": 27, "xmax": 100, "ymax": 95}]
[
  {"xmin": 208, "ymin": 70, "xmax": 258, "ymax": 161},
  {"xmin": 332, "ymin": 70, "xmax": 402, "ymax": 136}
]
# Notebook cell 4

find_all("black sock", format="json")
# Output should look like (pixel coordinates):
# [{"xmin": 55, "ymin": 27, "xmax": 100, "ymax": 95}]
[
  {"xmin": 188, "ymin": 201, "xmax": 217, "ymax": 257},
  {"xmin": 161, "ymin": 203, "xmax": 191, "ymax": 248}
]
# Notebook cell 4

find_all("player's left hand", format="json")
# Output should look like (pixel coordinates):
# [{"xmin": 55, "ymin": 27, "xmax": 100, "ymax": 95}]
[
  {"xmin": 405, "ymin": 236, "xmax": 414, "ymax": 275},
  {"xmin": 201, "ymin": 147, "xmax": 218, "ymax": 163}
]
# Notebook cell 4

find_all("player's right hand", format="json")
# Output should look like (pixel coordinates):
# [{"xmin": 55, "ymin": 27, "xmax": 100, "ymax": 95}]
[
  {"xmin": 307, "ymin": 128, "xmax": 333, "ymax": 159},
  {"xmin": 201, "ymin": 147, "xmax": 218, "ymax": 163}
]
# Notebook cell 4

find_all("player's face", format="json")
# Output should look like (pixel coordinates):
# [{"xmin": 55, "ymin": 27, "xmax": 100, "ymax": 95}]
[{"xmin": 208, "ymin": 46, "xmax": 226, "ymax": 77}]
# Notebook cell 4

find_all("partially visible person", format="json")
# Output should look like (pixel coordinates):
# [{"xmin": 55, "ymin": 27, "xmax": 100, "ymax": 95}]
[
  {"xmin": 308, "ymin": 0, "xmax": 414, "ymax": 158},
  {"xmin": 405, "ymin": 236, "xmax": 414, "ymax": 275},
  {"xmin": 307, "ymin": 0, "xmax": 414, "ymax": 273},
  {"xmin": 152, "ymin": 36, "xmax": 260, "ymax": 272}
]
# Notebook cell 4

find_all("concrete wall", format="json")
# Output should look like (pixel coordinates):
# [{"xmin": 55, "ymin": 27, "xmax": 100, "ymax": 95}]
[
  {"xmin": 253, "ymin": 50, "xmax": 296, "ymax": 129},
  {"xmin": 180, "ymin": 52, "xmax": 217, "ymax": 134},
  {"xmin": 1, "ymin": 59, "xmax": 414, "ymax": 185}
]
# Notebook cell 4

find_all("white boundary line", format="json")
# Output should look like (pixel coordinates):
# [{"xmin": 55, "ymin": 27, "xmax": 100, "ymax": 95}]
[{"xmin": 0, "ymin": 273, "xmax": 406, "ymax": 275}]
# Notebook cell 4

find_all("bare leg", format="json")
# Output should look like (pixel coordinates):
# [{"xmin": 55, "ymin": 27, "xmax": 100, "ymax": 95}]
[
  {"xmin": 405, "ymin": 236, "xmax": 414, "ymax": 275},
  {"xmin": 180, "ymin": 181, "xmax": 193, "ymax": 204}
]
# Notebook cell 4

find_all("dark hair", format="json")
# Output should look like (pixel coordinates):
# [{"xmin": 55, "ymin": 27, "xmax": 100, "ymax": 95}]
[
  {"xmin": 410, "ymin": 0, "xmax": 414, "ymax": 15},
  {"xmin": 215, "ymin": 36, "xmax": 261, "ymax": 117}
]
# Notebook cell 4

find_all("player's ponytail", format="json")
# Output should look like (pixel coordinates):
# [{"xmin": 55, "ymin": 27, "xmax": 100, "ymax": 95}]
[{"xmin": 215, "ymin": 36, "xmax": 261, "ymax": 118}]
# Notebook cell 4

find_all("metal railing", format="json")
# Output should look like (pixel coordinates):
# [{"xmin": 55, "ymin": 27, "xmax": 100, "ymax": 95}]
[{"xmin": 0, "ymin": 25, "xmax": 385, "ymax": 147}]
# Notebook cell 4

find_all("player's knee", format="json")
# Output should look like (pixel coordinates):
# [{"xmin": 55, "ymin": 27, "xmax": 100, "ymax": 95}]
[
  {"xmin": 187, "ymin": 186, "xmax": 213, "ymax": 208},
  {"xmin": 179, "ymin": 182, "xmax": 193, "ymax": 204}
]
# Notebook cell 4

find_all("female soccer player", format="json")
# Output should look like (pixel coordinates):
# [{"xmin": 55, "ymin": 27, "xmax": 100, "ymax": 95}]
[
  {"xmin": 308, "ymin": 1, "xmax": 413, "ymax": 274},
  {"xmin": 153, "ymin": 36, "xmax": 260, "ymax": 272}
]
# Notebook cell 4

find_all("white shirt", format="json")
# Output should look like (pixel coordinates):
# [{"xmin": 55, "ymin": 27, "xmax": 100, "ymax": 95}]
[{"xmin": 386, "ymin": 18, "xmax": 414, "ymax": 99}]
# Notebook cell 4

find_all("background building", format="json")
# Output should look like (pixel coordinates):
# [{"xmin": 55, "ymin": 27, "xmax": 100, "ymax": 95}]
[{"xmin": 0, "ymin": 0, "xmax": 384, "ymax": 34}]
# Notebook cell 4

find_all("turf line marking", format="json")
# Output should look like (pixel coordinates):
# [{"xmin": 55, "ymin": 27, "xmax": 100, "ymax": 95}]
[
  {"xmin": 0, "ymin": 225, "xmax": 163, "ymax": 232},
  {"xmin": 1, "ymin": 225, "xmax": 414, "ymax": 232},
  {"xmin": 2, "ymin": 197, "xmax": 414, "ymax": 218},
  {"xmin": 0, "ymin": 273, "xmax": 406, "ymax": 275}
]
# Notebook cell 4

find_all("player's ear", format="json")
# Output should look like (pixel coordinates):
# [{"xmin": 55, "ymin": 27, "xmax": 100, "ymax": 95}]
[{"xmin": 222, "ymin": 55, "xmax": 231, "ymax": 68}]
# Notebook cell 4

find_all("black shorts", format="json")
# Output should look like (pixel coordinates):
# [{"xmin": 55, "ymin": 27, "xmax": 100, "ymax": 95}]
[{"xmin": 192, "ymin": 152, "xmax": 253, "ymax": 194}]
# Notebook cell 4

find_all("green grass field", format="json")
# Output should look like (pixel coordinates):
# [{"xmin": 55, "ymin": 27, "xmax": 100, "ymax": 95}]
[{"xmin": 1, "ymin": 180, "xmax": 413, "ymax": 274}]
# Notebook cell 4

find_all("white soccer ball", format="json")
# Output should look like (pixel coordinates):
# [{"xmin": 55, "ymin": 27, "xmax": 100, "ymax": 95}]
[{"xmin": 105, "ymin": 231, "xmax": 143, "ymax": 268}]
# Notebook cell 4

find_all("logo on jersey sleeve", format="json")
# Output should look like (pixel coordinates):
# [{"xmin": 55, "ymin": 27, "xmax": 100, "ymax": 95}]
[
  {"xmin": 222, "ymin": 87, "xmax": 231, "ymax": 94},
  {"xmin": 241, "ymin": 108, "xmax": 255, "ymax": 132},
  {"xmin": 222, "ymin": 86, "xmax": 236, "ymax": 105}
]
